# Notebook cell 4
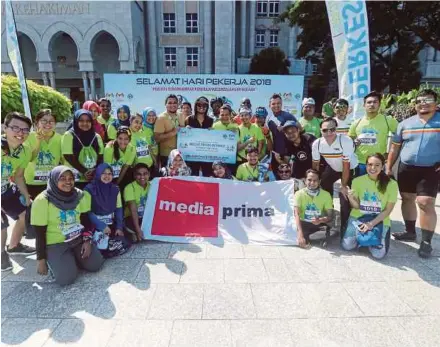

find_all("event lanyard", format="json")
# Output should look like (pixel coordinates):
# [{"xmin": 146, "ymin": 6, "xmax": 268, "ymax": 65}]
[{"xmin": 245, "ymin": 164, "xmax": 258, "ymax": 179}]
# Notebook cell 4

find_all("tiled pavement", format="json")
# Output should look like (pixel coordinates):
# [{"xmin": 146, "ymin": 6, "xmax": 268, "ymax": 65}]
[{"xmin": 1, "ymin": 195, "xmax": 440, "ymax": 347}]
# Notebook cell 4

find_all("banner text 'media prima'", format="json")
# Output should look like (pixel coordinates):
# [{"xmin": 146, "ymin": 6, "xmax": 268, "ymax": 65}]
[{"xmin": 158, "ymin": 200, "xmax": 275, "ymax": 219}]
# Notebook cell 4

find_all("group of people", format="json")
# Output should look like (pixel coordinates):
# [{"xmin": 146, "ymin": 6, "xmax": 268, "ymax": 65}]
[{"xmin": 1, "ymin": 88, "xmax": 439, "ymax": 285}]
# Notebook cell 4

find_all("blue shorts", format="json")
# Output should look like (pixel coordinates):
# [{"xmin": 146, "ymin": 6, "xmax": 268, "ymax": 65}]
[{"xmin": 1, "ymin": 184, "xmax": 27, "ymax": 229}]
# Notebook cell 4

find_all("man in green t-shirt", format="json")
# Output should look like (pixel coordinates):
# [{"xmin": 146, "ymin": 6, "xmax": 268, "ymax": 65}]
[
  {"xmin": 1, "ymin": 112, "xmax": 36, "ymax": 271},
  {"xmin": 294, "ymin": 169, "xmax": 334, "ymax": 248},
  {"xmin": 299, "ymin": 98, "xmax": 321, "ymax": 138}
]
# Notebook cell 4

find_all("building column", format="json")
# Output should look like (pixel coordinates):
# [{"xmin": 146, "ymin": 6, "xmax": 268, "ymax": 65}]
[
  {"xmin": 203, "ymin": 1, "xmax": 212, "ymax": 73},
  {"xmin": 48, "ymin": 72, "xmax": 56, "ymax": 89},
  {"xmin": 88, "ymin": 72, "xmax": 96, "ymax": 100},
  {"xmin": 41, "ymin": 72, "xmax": 49, "ymax": 86},
  {"xmin": 288, "ymin": 26, "xmax": 296, "ymax": 58},
  {"xmin": 147, "ymin": 1, "xmax": 158, "ymax": 73},
  {"xmin": 248, "ymin": 1, "xmax": 256, "ymax": 57},
  {"xmin": 240, "ymin": 1, "xmax": 246, "ymax": 57},
  {"xmin": 82, "ymin": 72, "xmax": 89, "ymax": 100}
]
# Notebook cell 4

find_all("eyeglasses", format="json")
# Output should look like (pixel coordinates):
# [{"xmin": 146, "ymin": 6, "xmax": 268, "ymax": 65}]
[
  {"xmin": 7, "ymin": 125, "xmax": 30, "ymax": 134},
  {"xmin": 415, "ymin": 98, "xmax": 436, "ymax": 105},
  {"xmin": 39, "ymin": 119, "xmax": 56, "ymax": 125},
  {"xmin": 321, "ymin": 128, "xmax": 336, "ymax": 134}
]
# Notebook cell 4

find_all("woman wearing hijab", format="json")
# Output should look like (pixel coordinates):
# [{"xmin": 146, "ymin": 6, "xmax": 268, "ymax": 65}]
[
  {"xmin": 130, "ymin": 112, "xmax": 158, "ymax": 169},
  {"xmin": 61, "ymin": 109, "xmax": 104, "ymax": 189},
  {"xmin": 84, "ymin": 163, "xmax": 130, "ymax": 258},
  {"xmin": 31, "ymin": 166, "xmax": 104, "ymax": 286},
  {"xmin": 107, "ymin": 105, "xmax": 131, "ymax": 140},
  {"xmin": 211, "ymin": 161, "xmax": 234, "ymax": 180},
  {"xmin": 83, "ymin": 101, "xmax": 105, "ymax": 141},
  {"xmin": 160, "ymin": 149, "xmax": 191, "ymax": 177}
]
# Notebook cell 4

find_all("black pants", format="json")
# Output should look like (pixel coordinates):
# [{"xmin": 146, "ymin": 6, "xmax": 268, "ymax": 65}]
[{"xmin": 319, "ymin": 165, "xmax": 353, "ymax": 233}]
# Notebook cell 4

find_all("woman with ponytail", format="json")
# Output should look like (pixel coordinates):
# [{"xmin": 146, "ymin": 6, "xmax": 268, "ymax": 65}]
[
  {"xmin": 342, "ymin": 153, "xmax": 398, "ymax": 259},
  {"xmin": 103, "ymin": 126, "xmax": 135, "ymax": 190}
]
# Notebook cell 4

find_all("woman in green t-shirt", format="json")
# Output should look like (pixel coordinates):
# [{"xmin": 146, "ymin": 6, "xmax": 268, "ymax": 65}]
[
  {"xmin": 61, "ymin": 109, "xmax": 104, "ymax": 189},
  {"xmin": 129, "ymin": 112, "xmax": 158, "ymax": 169},
  {"xmin": 25, "ymin": 109, "xmax": 62, "ymax": 199},
  {"xmin": 31, "ymin": 166, "xmax": 104, "ymax": 286},
  {"xmin": 103, "ymin": 126, "xmax": 135, "ymax": 190},
  {"xmin": 342, "ymin": 153, "xmax": 398, "ymax": 259}
]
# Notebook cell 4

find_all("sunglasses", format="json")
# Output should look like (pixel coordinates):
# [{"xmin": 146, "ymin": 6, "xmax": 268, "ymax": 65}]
[
  {"xmin": 415, "ymin": 98, "xmax": 435, "ymax": 105},
  {"xmin": 321, "ymin": 128, "xmax": 336, "ymax": 133},
  {"xmin": 335, "ymin": 105, "xmax": 347, "ymax": 109}
]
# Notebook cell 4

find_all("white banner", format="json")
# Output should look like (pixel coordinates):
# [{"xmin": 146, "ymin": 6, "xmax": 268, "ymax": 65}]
[
  {"xmin": 141, "ymin": 177, "xmax": 296, "ymax": 245},
  {"xmin": 326, "ymin": 1, "xmax": 371, "ymax": 120}
]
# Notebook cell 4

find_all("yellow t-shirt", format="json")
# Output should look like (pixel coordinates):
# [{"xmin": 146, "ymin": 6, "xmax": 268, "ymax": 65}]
[
  {"xmin": 212, "ymin": 121, "xmax": 239, "ymax": 133},
  {"xmin": 24, "ymin": 132, "xmax": 62, "ymax": 185},
  {"xmin": 237, "ymin": 124, "xmax": 264, "ymax": 161},
  {"xmin": 1, "ymin": 141, "xmax": 31, "ymax": 193},
  {"xmin": 153, "ymin": 112, "xmax": 185, "ymax": 157},
  {"xmin": 103, "ymin": 143, "xmax": 136, "ymax": 178},
  {"xmin": 130, "ymin": 127, "xmax": 157, "ymax": 167},
  {"xmin": 235, "ymin": 163, "xmax": 260, "ymax": 182},
  {"xmin": 31, "ymin": 192, "xmax": 91, "ymax": 245},
  {"xmin": 123, "ymin": 181, "xmax": 150, "ymax": 217},
  {"xmin": 294, "ymin": 188, "xmax": 333, "ymax": 222},
  {"xmin": 61, "ymin": 132, "xmax": 104, "ymax": 182}
]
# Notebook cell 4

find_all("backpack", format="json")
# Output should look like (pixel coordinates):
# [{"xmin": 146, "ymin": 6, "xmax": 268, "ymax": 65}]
[{"xmin": 72, "ymin": 133, "xmax": 98, "ymax": 169}]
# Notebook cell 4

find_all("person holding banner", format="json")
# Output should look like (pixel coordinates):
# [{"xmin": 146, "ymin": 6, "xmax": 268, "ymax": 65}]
[
  {"xmin": 2, "ymin": 112, "xmax": 35, "ymax": 271},
  {"xmin": 107, "ymin": 105, "xmax": 131, "ymax": 141},
  {"xmin": 24, "ymin": 109, "xmax": 62, "ymax": 199},
  {"xmin": 97, "ymin": 98, "xmax": 112, "ymax": 142},
  {"xmin": 160, "ymin": 149, "xmax": 192, "ymax": 177},
  {"xmin": 236, "ymin": 146, "xmax": 264, "ymax": 182},
  {"xmin": 154, "ymin": 94, "xmax": 186, "ymax": 167},
  {"xmin": 130, "ymin": 112, "xmax": 157, "ymax": 170},
  {"xmin": 31, "ymin": 166, "xmax": 103, "ymax": 286},
  {"xmin": 103, "ymin": 126, "xmax": 136, "ymax": 190},
  {"xmin": 299, "ymin": 98, "xmax": 322, "ymax": 138},
  {"xmin": 348, "ymin": 91, "xmax": 398, "ymax": 176},
  {"xmin": 333, "ymin": 99, "xmax": 351, "ymax": 135},
  {"xmin": 124, "ymin": 163, "xmax": 151, "ymax": 242},
  {"xmin": 212, "ymin": 161, "xmax": 235, "ymax": 180},
  {"xmin": 237, "ymin": 107, "xmax": 264, "ymax": 166},
  {"xmin": 185, "ymin": 96, "xmax": 214, "ymax": 176},
  {"xmin": 342, "ymin": 154, "xmax": 398, "ymax": 259},
  {"xmin": 312, "ymin": 118, "xmax": 358, "ymax": 233},
  {"xmin": 62, "ymin": 109, "xmax": 104, "ymax": 189},
  {"xmin": 294, "ymin": 169, "xmax": 333, "ymax": 248}
]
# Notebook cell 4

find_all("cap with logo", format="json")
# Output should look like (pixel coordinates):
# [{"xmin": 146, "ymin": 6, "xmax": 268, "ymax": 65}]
[
  {"xmin": 238, "ymin": 107, "xmax": 252, "ymax": 115},
  {"xmin": 302, "ymin": 98, "xmax": 316, "ymax": 107},
  {"xmin": 254, "ymin": 106, "xmax": 268, "ymax": 118},
  {"xmin": 281, "ymin": 120, "xmax": 300, "ymax": 131}
]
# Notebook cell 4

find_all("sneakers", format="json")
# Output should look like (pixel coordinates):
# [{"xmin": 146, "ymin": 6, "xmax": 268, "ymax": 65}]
[
  {"xmin": 418, "ymin": 241, "xmax": 433, "ymax": 259},
  {"xmin": 1, "ymin": 252, "xmax": 13, "ymax": 272},
  {"xmin": 392, "ymin": 231, "xmax": 417, "ymax": 241},
  {"xmin": 6, "ymin": 243, "xmax": 36, "ymax": 255}
]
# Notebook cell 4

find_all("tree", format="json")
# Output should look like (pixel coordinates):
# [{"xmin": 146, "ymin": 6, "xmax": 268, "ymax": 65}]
[
  {"xmin": 1, "ymin": 75, "xmax": 72, "ymax": 122},
  {"xmin": 278, "ymin": 1, "xmax": 440, "ymax": 93},
  {"xmin": 249, "ymin": 47, "xmax": 291, "ymax": 75}
]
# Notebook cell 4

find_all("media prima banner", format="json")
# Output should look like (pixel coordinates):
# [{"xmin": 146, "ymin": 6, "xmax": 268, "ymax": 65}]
[
  {"xmin": 141, "ymin": 177, "xmax": 297, "ymax": 245},
  {"xmin": 103, "ymin": 74, "xmax": 304, "ymax": 118}
]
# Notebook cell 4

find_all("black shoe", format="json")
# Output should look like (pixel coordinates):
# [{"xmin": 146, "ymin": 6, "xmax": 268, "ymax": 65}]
[
  {"xmin": 392, "ymin": 231, "xmax": 417, "ymax": 241},
  {"xmin": 1, "ymin": 252, "xmax": 13, "ymax": 271},
  {"xmin": 6, "ymin": 243, "xmax": 36, "ymax": 255},
  {"xmin": 418, "ymin": 241, "xmax": 433, "ymax": 259}
]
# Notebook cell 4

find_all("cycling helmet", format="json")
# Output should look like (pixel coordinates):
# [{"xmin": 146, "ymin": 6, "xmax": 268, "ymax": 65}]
[{"xmin": 254, "ymin": 106, "xmax": 268, "ymax": 118}]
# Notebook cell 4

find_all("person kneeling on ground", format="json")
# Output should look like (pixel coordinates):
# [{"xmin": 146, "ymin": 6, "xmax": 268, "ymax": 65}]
[
  {"xmin": 31, "ymin": 166, "xmax": 104, "ymax": 286},
  {"xmin": 124, "ymin": 163, "xmax": 151, "ymax": 242},
  {"xmin": 294, "ymin": 169, "xmax": 334, "ymax": 248},
  {"xmin": 212, "ymin": 161, "xmax": 235, "ymax": 179},
  {"xmin": 341, "ymin": 153, "xmax": 398, "ymax": 259},
  {"xmin": 160, "ymin": 149, "xmax": 191, "ymax": 177},
  {"xmin": 85, "ymin": 164, "xmax": 131, "ymax": 258}
]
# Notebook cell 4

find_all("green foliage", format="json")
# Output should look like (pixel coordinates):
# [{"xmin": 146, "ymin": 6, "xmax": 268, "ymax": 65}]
[
  {"xmin": 1, "ymin": 74, "xmax": 72, "ymax": 122},
  {"xmin": 249, "ymin": 47, "xmax": 291, "ymax": 75}
]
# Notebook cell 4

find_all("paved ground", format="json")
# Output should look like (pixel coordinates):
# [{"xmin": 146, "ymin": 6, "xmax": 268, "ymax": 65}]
[{"xmin": 1, "ymin": 195, "xmax": 440, "ymax": 347}]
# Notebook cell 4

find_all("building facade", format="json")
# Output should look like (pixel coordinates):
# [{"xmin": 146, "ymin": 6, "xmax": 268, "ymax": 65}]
[{"xmin": 1, "ymin": 0, "xmax": 439, "ymax": 104}]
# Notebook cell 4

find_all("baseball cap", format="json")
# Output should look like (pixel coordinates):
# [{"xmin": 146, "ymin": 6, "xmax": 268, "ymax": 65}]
[
  {"xmin": 281, "ymin": 120, "xmax": 300, "ymax": 131},
  {"xmin": 238, "ymin": 107, "xmax": 252, "ymax": 115},
  {"xmin": 302, "ymin": 98, "xmax": 316, "ymax": 107}
]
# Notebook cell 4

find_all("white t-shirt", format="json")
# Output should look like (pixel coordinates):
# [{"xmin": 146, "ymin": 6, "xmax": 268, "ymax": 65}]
[
  {"xmin": 335, "ymin": 118, "xmax": 350, "ymax": 135},
  {"xmin": 312, "ymin": 134, "xmax": 358, "ymax": 172}
]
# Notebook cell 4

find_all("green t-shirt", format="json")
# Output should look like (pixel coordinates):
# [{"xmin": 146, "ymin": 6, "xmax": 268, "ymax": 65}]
[
  {"xmin": 294, "ymin": 188, "xmax": 333, "ymax": 222},
  {"xmin": 61, "ymin": 132, "xmax": 104, "ymax": 182},
  {"xmin": 103, "ymin": 143, "xmax": 136, "ymax": 178},
  {"xmin": 1, "ymin": 141, "xmax": 31, "ymax": 194},
  {"xmin": 24, "ymin": 132, "xmax": 62, "ymax": 186},
  {"xmin": 238, "ymin": 124, "xmax": 264, "ymax": 161},
  {"xmin": 31, "ymin": 192, "xmax": 91, "ymax": 245},
  {"xmin": 97, "ymin": 115, "xmax": 112, "ymax": 128},
  {"xmin": 130, "ymin": 127, "xmax": 157, "ymax": 167},
  {"xmin": 235, "ymin": 163, "xmax": 260, "ymax": 182},
  {"xmin": 348, "ymin": 114, "xmax": 398, "ymax": 164},
  {"xmin": 349, "ymin": 175, "xmax": 398, "ymax": 227},
  {"xmin": 299, "ymin": 117, "xmax": 322, "ymax": 138},
  {"xmin": 212, "ymin": 121, "xmax": 239, "ymax": 133},
  {"xmin": 124, "ymin": 181, "xmax": 150, "ymax": 217}
]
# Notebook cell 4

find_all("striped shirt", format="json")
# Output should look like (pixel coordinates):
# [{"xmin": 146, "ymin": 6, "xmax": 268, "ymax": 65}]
[
  {"xmin": 392, "ymin": 112, "xmax": 440, "ymax": 167},
  {"xmin": 312, "ymin": 134, "xmax": 358, "ymax": 172}
]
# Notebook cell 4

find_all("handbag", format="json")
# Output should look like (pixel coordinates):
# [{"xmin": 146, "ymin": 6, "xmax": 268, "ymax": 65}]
[{"xmin": 354, "ymin": 214, "xmax": 384, "ymax": 247}]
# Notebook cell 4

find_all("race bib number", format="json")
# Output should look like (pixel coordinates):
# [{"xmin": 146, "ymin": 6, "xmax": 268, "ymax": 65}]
[
  {"xmin": 137, "ymin": 204, "xmax": 145, "ymax": 218},
  {"xmin": 304, "ymin": 209, "xmax": 320, "ymax": 222},
  {"xmin": 136, "ymin": 145, "xmax": 149, "ymax": 158},
  {"xmin": 357, "ymin": 133, "xmax": 377, "ymax": 145},
  {"xmin": 360, "ymin": 200, "xmax": 382, "ymax": 214},
  {"xmin": 34, "ymin": 170, "xmax": 50, "ymax": 182},
  {"xmin": 112, "ymin": 165, "xmax": 121, "ymax": 178},
  {"xmin": 96, "ymin": 213, "xmax": 113, "ymax": 225},
  {"xmin": 62, "ymin": 223, "xmax": 83, "ymax": 242},
  {"xmin": 1, "ymin": 181, "xmax": 10, "ymax": 195}
]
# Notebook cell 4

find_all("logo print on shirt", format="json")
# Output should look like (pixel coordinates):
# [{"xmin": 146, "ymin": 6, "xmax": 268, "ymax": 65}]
[
  {"xmin": 59, "ymin": 209, "xmax": 77, "ymax": 228},
  {"xmin": 37, "ymin": 151, "xmax": 55, "ymax": 165}
]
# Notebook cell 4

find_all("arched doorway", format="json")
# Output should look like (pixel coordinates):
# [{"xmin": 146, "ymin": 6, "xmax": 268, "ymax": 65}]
[
  {"xmin": 91, "ymin": 31, "xmax": 120, "ymax": 98},
  {"xmin": 49, "ymin": 32, "xmax": 81, "ymax": 101},
  {"xmin": 17, "ymin": 33, "xmax": 40, "ymax": 81}
]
